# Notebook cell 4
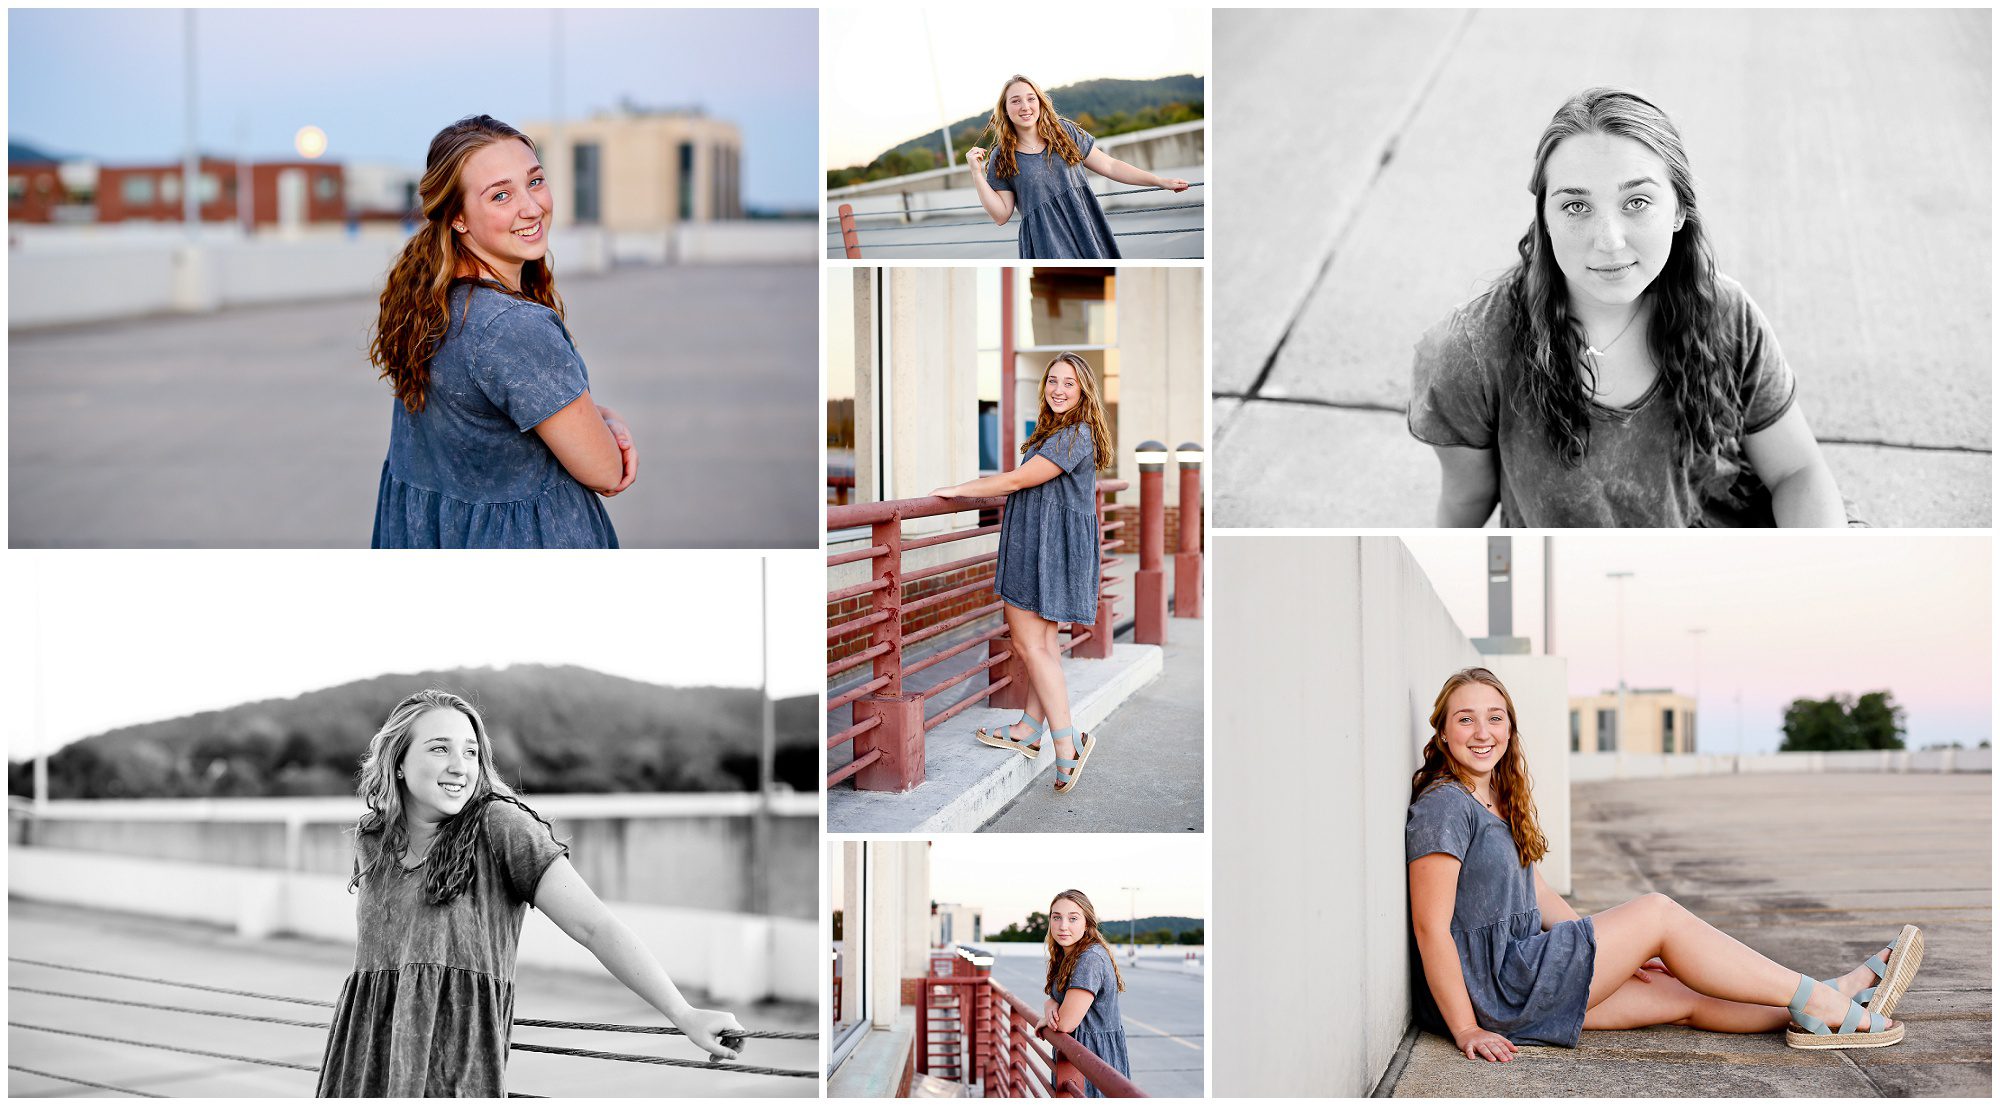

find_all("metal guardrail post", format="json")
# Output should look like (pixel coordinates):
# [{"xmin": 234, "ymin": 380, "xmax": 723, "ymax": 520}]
[
  {"xmin": 853, "ymin": 513, "xmax": 924, "ymax": 791},
  {"xmin": 838, "ymin": 203, "xmax": 862, "ymax": 258},
  {"xmin": 1077, "ymin": 484, "xmax": 1115, "ymax": 660},
  {"xmin": 1174, "ymin": 442, "xmax": 1203, "ymax": 618},
  {"xmin": 1134, "ymin": 441, "xmax": 1168, "ymax": 645}
]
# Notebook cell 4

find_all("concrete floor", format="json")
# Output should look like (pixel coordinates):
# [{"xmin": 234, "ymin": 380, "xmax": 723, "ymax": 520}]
[
  {"xmin": 6, "ymin": 899, "xmax": 818, "ymax": 1098},
  {"xmin": 1213, "ymin": 9, "xmax": 1991, "ymax": 527},
  {"xmin": 8, "ymin": 263, "xmax": 819, "ymax": 548},
  {"xmin": 1383, "ymin": 772, "xmax": 1992, "ymax": 1097}
]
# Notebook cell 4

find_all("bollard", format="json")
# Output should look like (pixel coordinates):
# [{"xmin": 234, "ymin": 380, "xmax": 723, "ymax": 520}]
[
  {"xmin": 1134, "ymin": 441, "xmax": 1169, "ymax": 644},
  {"xmin": 838, "ymin": 203, "xmax": 862, "ymax": 259},
  {"xmin": 1174, "ymin": 442, "xmax": 1204, "ymax": 618}
]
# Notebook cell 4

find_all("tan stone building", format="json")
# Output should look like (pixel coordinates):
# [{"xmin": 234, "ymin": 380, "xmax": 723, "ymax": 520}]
[
  {"xmin": 525, "ymin": 107, "xmax": 742, "ymax": 231},
  {"xmin": 1570, "ymin": 688, "xmax": 1698, "ymax": 754}
]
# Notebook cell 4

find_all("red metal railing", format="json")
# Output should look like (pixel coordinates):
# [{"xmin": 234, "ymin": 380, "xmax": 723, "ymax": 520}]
[
  {"xmin": 913, "ymin": 950, "xmax": 1146, "ymax": 1098},
  {"xmin": 826, "ymin": 480, "xmax": 1128, "ymax": 792}
]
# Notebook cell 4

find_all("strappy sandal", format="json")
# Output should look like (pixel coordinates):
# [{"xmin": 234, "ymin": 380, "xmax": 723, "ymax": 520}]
[
  {"xmin": 1820, "ymin": 925, "xmax": 1923, "ymax": 1019},
  {"xmin": 1785, "ymin": 974, "xmax": 1902, "ymax": 1049},
  {"xmin": 1051, "ymin": 727, "xmax": 1094, "ymax": 794},
  {"xmin": 975, "ymin": 714, "xmax": 1044, "ymax": 758}
]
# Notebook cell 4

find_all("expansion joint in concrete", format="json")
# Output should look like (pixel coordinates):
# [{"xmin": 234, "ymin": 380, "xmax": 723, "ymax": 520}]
[{"xmin": 1370, "ymin": 1020, "xmax": 1422, "ymax": 1097}]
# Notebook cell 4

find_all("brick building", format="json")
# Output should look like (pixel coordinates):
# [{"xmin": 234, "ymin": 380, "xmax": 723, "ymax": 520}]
[{"xmin": 95, "ymin": 158, "xmax": 345, "ymax": 226}]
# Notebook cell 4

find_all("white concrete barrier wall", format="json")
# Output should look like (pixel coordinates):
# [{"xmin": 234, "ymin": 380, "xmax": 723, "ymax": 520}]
[
  {"xmin": 9, "ymin": 846, "xmax": 814, "ymax": 1005},
  {"xmin": 1571, "ymin": 746, "xmax": 1991, "ymax": 782},
  {"xmin": 1217, "ymin": 536, "xmax": 1546, "ymax": 1097}
]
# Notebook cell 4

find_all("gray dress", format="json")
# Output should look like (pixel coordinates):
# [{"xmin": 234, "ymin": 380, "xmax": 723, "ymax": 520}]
[
  {"xmin": 986, "ymin": 120, "xmax": 1121, "ymax": 260},
  {"xmin": 1405, "ymin": 782, "xmax": 1596, "ymax": 1047},
  {"xmin": 316, "ymin": 797, "xmax": 568, "ymax": 1096},
  {"xmin": 994, "ymin": 424, "xmax": 1099, "ymax": 625},
  {"xmin": 372, "ymin": 280, "xmax": 618, "ymax": 548},
  {"xmin": 1048, "ymin": 943, "xmax": 1130, "ymax": 1097}
]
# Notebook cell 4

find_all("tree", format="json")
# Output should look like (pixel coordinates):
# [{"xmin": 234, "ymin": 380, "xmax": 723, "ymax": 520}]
[
  {"xmin": 1849, "ymin": 692, "xmax": 1907, "ymax": 750},
  {"xmin": 1779, "ymin": 691, "xmax": 1907, "ymax": 752}
]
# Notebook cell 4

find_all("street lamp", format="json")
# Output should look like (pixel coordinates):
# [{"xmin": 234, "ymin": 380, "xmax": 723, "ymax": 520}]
[
  {"xmin": 1121, "ymin": 885, "xmax": 1140, "ymax": 958},
  {"xmin": 1606, "ymin": 571, "xmax": 1634, "ymax": 753},
  {"xmin": 1687, "ymin": 627, "xmax": 1707, "ymax": 755}
]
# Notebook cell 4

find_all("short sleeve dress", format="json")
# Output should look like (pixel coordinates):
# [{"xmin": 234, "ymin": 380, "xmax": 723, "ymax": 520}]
[
  {"xmin": 372, "ymin": 280, "xmax": 619, "ymax": 548},
  {"xmin": 1405, "ymin": 782, "xmax": 1596, "ymax": 1048},
  {"xmin": 994, "ymin": 424, "xmax": 1100, "ymax": 625},
  {"xmin": 1049, "ymin": 943, "xmax": 1131, "ymax": 1098},
  {"xmin": 1407, "ymin": 273, "xmax": 1799, "ymax": 527},
  {"xmin": 316, "ymin": 797, "xmax": 569, "ymax": 1097},
  {"xmin": 986, "ymin": 120, "xmax": 1122, "ymax": 260}
]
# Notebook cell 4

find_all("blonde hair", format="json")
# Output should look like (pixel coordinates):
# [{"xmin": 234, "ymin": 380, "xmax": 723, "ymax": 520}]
[
  {"xmin": 983, "ymin": 75, "xmax": 1086, "ymax": 180},
  {"xmin": 1044, "ymin": 888, "xmax": 1126, "ymax": 998},
  {"xmin": 1020, "ymin": 352, "xmax": 1113, "ymax": 471}
]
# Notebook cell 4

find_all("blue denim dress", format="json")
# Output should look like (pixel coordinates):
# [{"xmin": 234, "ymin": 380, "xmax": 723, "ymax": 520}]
[
  {"xmin": 994, "ymin": 424, "xmax": 1099, "ymax": 624},
  {"xmin": 985, "ymin": 120, "xmax": 1121, "ymax": 260},
  {"xmin": 371, "ymin": 280, "xmax": 618, "ymax": 548},
  {"xmin": 1406, "ymin": 782, "xmax": 1596, "ymax": 1047},
  {"xmin": 1048, "ymin": 943, "xmax": 1130, "ymax": 1097}
]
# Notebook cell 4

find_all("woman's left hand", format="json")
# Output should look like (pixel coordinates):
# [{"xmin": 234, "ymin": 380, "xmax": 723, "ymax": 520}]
[
  {"xmin": 1156, "ymin": 177, "xmax": 1190, "ymax": 193},
  {"xmin": 1632, "ymin": 956, "xmax": 1672, "ymax": 983},
  {"xmin": 597, "ymin": 404, "xmax": 638, "ymax": 496},
  {"xmin": 675, "ymin": 1006, "xmax": 749, "ymax": 1061},
  {"xmin": 1039, "ymin": 997, "xmax": 1061, "ymax": 1030},
  {"xmin": 931, "ymin": 485, "xmax": 964, "ymax": 499}
]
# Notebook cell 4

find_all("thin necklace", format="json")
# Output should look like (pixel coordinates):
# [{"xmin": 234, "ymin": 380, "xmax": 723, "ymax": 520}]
[{"xmin": 1583, "ymin": 303, "xmax": 1643, "ymax": 358}]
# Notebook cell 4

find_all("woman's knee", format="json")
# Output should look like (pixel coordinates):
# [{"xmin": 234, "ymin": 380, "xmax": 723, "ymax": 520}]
[{"xmin": 1637, "ymin": 891, "xmax": 1681, "ymax": 919}]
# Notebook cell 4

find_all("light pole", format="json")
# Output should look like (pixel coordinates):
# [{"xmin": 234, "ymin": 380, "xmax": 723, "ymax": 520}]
[
  {"xmin": 1606, "ymin": 571, "xmax": 1634, "ymax": 753},
  {"xmin": 1686, "ymin": 628, "xmax": 1706, "ymax": 755},
  {"xmin": 1121, "ymin": 885, "xmax": 1140, "ymax": 958}
]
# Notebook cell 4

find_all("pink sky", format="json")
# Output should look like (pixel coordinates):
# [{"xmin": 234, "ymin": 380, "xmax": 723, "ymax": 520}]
[{"xmin": 1400, "ymin": 535, "xmax": 1992, "ymax": 754}]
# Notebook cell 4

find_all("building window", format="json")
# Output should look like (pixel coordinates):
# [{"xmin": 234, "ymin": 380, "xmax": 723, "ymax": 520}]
[
  {"xmin": 1662, "ymin": 708, "xmax": 1676, "ymax": 754},
  {"xmin": 313, "ymin": 173, "xmax": 339, "ymax": 202},
  {"xmin": 1687, "ymin": 710, "xmax": 1696, "ymax": 755},
  {"xmin": 197, "ymin": 173, "xmax": 222, "ymax": 203},
  {"xmin": 677, "ymin": 141, "xmax": 695, "ymax": 221},
  {"xmin": 8, "ymin": 175, "xmax": 24, "ymax": 202},
  {"xmin": 1596, "ymin": 708, "xmax": 1616, "ymax": 753},
  {"xmin": 573, "ymin": 142, "xmax": 601, "ymax": 224},
  {"xmin": 829, "ymin": 842, "xmax": 867, "ymax": 1074},
  {"xmin": 1569, "ymin": 710, "xmax": 1580, "ymax": 753},
  {"xmin": 121, "ymin": 176, "xmax": 155, "ymax": 206},
  {"xmin": 160, "ymin": 174, "xmax": 179, "ymax": 204}
]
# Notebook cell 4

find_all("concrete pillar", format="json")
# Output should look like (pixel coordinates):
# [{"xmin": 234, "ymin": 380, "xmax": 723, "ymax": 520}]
[{"xmin": 1482, "ymin": 653, "xmax": 1572, "ymax": 895}]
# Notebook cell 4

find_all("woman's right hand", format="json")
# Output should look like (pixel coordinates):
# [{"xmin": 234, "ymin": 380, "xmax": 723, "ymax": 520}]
[
  {"xmin": 1453, "ymin": 1026, "xmax": 1517, "ymax": 1063},
  {"xmin": 931, "ymin": 485, "xmax": 963, "ymax": 499},
  {"xmin": 675, "ymin": 1006, "xmax": 749, "ymax": 1061},
  {"xmin": 966, "ymin": 146, "xmax": 987, "ymax": 174}
]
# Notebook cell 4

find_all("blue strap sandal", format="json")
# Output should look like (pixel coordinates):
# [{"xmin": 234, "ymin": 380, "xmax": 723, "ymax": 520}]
[
  {"xmin": 1821, "ymin": 925, "xmax": 1923, "ymax": 1018},
  {"xmin": 976, "ymin": 714, "xmax": 1045, "ymax": 758},
  {"xmin": 1051, "ymin": 727, "xmax": 1094, "ymax": 794},
  {"xmin": 1785, "ymin": 974, "xmax": 1903, "ymax": 1049}
]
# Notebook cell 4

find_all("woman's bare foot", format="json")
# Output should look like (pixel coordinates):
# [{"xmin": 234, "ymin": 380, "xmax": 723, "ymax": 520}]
[
  {"xmin": 1006, "ymin": 719, "xmax": 1042, "ymax": 748},
  {"xmin": 1802, "ymin": 976, "xmax": 1892, "ymax": 1031},
  {"xmin": 1833, "ymin": 947, "xmax": 1894, "ymax": 1002}
]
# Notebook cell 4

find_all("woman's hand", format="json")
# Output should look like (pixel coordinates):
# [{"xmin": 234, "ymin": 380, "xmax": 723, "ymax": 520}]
[
  {"xmin": 931, "ymin": 484, "xmax": 965, "ymax": 499},
  {"xmin": 1156, "ymin": 176, "xmax": 1190, "ymax": 193},
  {"xmin": 967, "ymin": 147, "xmax": 988, "ymax": 175},
  {"xmin": 1453, "ymin": 1026, "xmax": 1517, "ymax": 1063},
  {"xmin": 1039, "ymin": 997, "xmax": 1061, "ymax": 1030},
  {"xmin": 1632, "ymin": 956, "xmax": 1673, "ymax": 983},
  {"xmin": 596, "ymin": 404, "xmax": 637, "ymax": 496},
  {"xmin": 675, "ymin": 1006, "xmax": 749, "ymax": 1061}
]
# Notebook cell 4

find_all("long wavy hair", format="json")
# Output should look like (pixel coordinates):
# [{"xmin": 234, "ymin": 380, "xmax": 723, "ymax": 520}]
[
  {"xmin": 347, "ymin": 689, "xmax": 558, "ymax": 906},
  {"xmin": 983, "ymin": 75, "xmax": 1087, "ymax": 180},
  {"xmin": 1044, "ymin": 889, "xmax": 1126, "ymax": 999},
  {"xmin": 1409, "ymin": 668, "xmax": 1548, "ymax": 866},
  {"xmin": 370, "ymin": 115, "xmax": 565, "ymax": 415},
  {"xmin": 1505, "ymin": 87, "xmax": 1738, "ymax": 500},
  {"xmin": 1020, "ymin": 352, "xmax": 1113, "ymax": 471}
]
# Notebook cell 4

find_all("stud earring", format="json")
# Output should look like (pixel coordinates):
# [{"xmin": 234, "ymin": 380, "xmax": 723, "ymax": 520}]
[{"xmin": 396, "ymin": 770, "xmax": 403, "ymax": 778}]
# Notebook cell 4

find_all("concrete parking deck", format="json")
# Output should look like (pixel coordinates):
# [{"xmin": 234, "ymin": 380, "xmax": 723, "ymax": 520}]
[
  {"xmin": 9, "ymin": 263, "xmax": 817, "ymax": 548},
  {"xmin": 1381, "ymin": 772, "xmax": 1991, "ymax": 1097},
  {"xmin": 1214, "ymin": 9, "xmax": 1991, "ymax": 527}
]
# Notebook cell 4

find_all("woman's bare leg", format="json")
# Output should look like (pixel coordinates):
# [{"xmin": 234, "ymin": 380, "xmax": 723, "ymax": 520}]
[
  {"xmin": 1004, "ymin": 605, "xmax": 1073, "ymax": 742},
  {"xmin": 1000, "ymin": 606, "xmax": 1049, "ymax": 744},
  {"xmin": 1584, "ymin": 973, "xmax": 1791, "ymax": 1033},
  {"xmin": 1587, "ymin": 893, "xmax": 1891, "ymax": 1031}
]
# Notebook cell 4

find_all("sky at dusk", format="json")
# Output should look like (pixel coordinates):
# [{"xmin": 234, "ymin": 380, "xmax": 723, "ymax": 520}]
[
  {"xmin": 8, "ymin": 9, "xmax": 818, "ymax": 210},
  {"xmin": 1400, "ymin": 535, "xmax": 1992, "ymax": 755},
  {"xmin": 4, "ymin": 550, "xmax": 824, "ymax": 759},
  {"xmin": 821, "ymin": 9, "xmax": 1208, "ymax": 168},
  {"xmin": 925, "ymin": 836, "xmax": 1209, "ymax": 934}
]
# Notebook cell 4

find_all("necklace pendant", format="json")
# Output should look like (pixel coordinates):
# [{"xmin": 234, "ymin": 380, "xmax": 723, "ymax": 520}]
[{"xmin": 1585, "ymin": 345, "xmax": 1604, "ymax": 358}]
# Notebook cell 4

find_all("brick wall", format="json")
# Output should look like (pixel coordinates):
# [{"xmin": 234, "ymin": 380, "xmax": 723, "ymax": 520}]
[
  {"xmin": 1101, "ymin": 504, "xmax": 1203, "ymax": 557},
  {"xmin": 829, "ymin": 563, "xmax": 999, "ymax": 670}
]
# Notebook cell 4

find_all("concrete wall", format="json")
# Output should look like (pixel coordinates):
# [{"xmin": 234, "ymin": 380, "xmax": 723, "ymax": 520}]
[
  {"xmin": 1103, "ymin": 267, "xmax": 1207, "ymax": 509},
  {"xmin": 1572, "ymin": 746, "xmax": 1993, "ymax": 782},
  {"xmin": 1484, "ymin": 653, "xmax": 1572, "ymax": 895},
  {"xmin": 1215, "ymin": 536, "xmax": 1487, "ymax": 1097},
  {"xmin": 10, "ymin": 793, "xmax": 817, "ymax": 919},
  {"xmin": 8, "ymin": 846, "xmax": 814, "ymax": 1004}
]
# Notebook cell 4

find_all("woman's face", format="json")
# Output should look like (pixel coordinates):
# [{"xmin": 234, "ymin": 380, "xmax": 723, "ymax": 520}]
[
  {"xmin": 1541, "ymin": 131, "xmax": 1681, "ymax": 312},
  {"xmin": 398, "ymin": 707, "xmax": 483, "ymax": 824},
  {"xmin": 1049, "ymin": 898, "xmax": 1086, "ymax": 948},
  {"xmin": 1044, "ymin": 360, "xmax": 1081, "ymax": 415},
  {"xmin": 1441, "ymin": 682, "xmax": 1511, "ymax": 781},
  {"xmin": 455, "ymin": 138, "xmax": 551, "ymax": 279},
  {"xmin": 1004, "ymin": 82, "xmax": 1041, "ymax": 132}
]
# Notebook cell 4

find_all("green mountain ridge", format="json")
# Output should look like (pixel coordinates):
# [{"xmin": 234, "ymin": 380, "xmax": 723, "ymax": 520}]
[{"xmin": 9, "ymin": 664, "xmax": 817, "ymax": 799}]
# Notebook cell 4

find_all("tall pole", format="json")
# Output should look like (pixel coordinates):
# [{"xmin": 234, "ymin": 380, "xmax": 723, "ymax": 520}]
[
  {"xmin": 753, "ymin": 558, "xmax": 775, "ymax": 917},
  {"xmin": 1542, "ymin": 537, "xmax": 1555, "ymax": 654},
  {"xmin": 1687, "ymin": 628, "xmax": 1706, "ymax": 755},
  {"xmin": 1607, "ymin": 571, "xmax": 1633, "ymax": 753},
  {"xmin": 183, "ymin": 11, "xmax": 199, "ymax": 234},
  {"xmin": 921, "ymin": 12, "xmax": 957, "ymax": 168},
  {"xmin": 1121, "ymin": 885, "xmax": 1139, "ymax": 957}
]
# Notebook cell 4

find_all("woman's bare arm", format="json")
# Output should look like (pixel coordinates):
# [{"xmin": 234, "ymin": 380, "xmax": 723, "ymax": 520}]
[
  {"xmin": 966, "ymin": 148, "xmax": 1016, "ymax": 226},
  {"xmin": 1410, "ymin": 853, "xmax": 1517, "ymax": 1062},
  {"xmin": 1431, "ymin": 445, "xmax": 1500, "ymax": 527},
  {"xmin": 1080, "ymin": 148, "xmax": 1188, "ymax": 192},
  {"xmin": 533, "ymin": 391, "xmax": 625, "ymax": 495},
  {"xmin": 932, "ymin": 454, "xmax": 1064, "ymax": 499},
  {"xmin": 1743, "ymin": 404, "xmax": 1846, "ymax": 527},
  {"xmin": 1532, "ymin": 865, "xmax": 1582, "ymax": 928}
]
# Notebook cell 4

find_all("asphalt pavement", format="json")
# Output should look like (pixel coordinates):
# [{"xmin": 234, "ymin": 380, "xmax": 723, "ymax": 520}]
[
  {"xmin": 984, "ymin": 951, "xmax": 1206, "ymax": 1098},
  {"xmin": 8, "ymin": 262, "xmax": 818, "ymax": 547},
  {"xmin": 1382, "ymin": 772, "xmax": 1991, "ymax": 1097},
  {"xmin": 1213, "ymin": 9, "xmax": 1991, "ymax": 527}
]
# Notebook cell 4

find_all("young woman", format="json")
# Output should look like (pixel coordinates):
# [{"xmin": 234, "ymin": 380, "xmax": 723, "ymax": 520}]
[
  {"xmin": 933, "ymin": 352, "xmax": 1113, "ymax": 794},
  {"xmin": 965, "ymin": 75, "xmax": 1191, "ymax": 260},
  {"xmin": 316, "ymin": 690, "xmax": 745, "ymax": 1096},
  {"xmin": 1408, "ymin": 87, "xmax": 1849, "ymax": 527},
  {"xmin": 1038, "ymin": 889, "xmax": 1131, "ymax": 1098},
  {"xmin": 1407, "ymin": 668, "xmax": 1923, "ymax": 1063},
  {"xmin": 369, "ymin": 115, "xmax": 635, "ymax": 549}
]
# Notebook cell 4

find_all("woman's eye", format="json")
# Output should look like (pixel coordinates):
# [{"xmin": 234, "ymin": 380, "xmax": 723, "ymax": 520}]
[
  {"xmin": 1625, "ymin": 196, "xmax": 1652, "ymax": 212},
  {"xmin": 1561, "ymin": 200, "xmax": 1588, "ymax": 216},
  {"xmin": 530, "ymin": 177, "xmax": 544, "ymax": 188},
  {"xmin": 493, "ymin": 191, "xmax": 509, "ymax": 203}
]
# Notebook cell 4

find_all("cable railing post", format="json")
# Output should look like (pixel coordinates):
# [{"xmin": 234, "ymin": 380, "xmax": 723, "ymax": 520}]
[
  {"xmin": 838, "ymin": 203, "xmax": 862, "ymax": 259},
  {"xmin": 1134, "ymin": 441, "xmax": 1168, "ymax": 645},
  {"xmin": 1175, "ymin": 442, "xmax": 1204, "ymax": 618},
  {"xmin": 915, "ymin": 964, "xmax": 930, "ymax": 1077},
  {"xmin": 852, "ymin": 513, "xmax": 924, "ymax": 791}
]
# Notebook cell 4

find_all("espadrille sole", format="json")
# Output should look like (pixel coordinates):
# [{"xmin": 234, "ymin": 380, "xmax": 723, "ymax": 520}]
[
  {"xmin": 974, "ymin": 728, "xmax": 1042, "ymax": 758},
  {"xmin": 1785, "ymin": 1020, "xmax": 1902, "ymax": 1049},
  {"xmin": 1053, "ymin": 733, "xmax": 1094, "ymax": 793},
  {"xmin": 1867, "ymin": 925, "xmax": 1924, "ymax": 1019}
]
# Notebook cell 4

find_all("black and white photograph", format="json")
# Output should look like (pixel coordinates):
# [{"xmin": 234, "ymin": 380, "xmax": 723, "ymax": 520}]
[
  {"xmin": 6, "ymin": 551, "xmax": 821, "ymax": 1097},
  {"xmin": 1211, "ymin": 8, "xmax": 1990, "ymax": 528}
]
